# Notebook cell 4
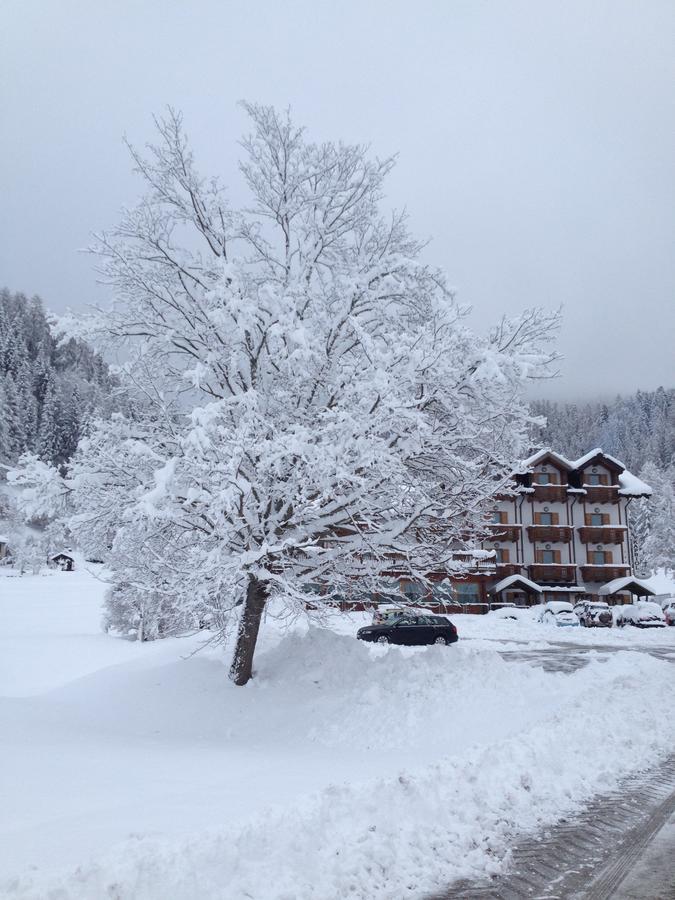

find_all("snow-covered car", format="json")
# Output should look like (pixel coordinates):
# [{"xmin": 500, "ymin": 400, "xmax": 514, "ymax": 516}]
[
  {"xmin": 614, "ymin": 602, "xmax": 666, "ymax": 628},
  {"xmin": 487, "ymin": 605, "xmax": 525, "ymax": 621},
  {"xmin": 357, "ymin": 613, "xmax": 458, "ymax": 646},
  {"xmin": 574, "ymin": 601, "xmax": 613, "ymax": 628},
  {"xmin": 372, "ymin": 605, "xmax": 407, "ymax": 625},
  {"xmin": 663, "ymin": 601, "xmax": 675, "ymax": 626},
  {"xmin": 538, "ymin": 601, "xmax": 579, "ymax": 627}
]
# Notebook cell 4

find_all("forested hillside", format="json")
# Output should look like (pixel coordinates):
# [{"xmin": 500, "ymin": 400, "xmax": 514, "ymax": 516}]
[
  {"xmin": 531, "ymin": 388, "xmax": 673, "ymax": 472},
  {"xmin": 0, "ymin": 288, "xmax": 115, "ymax": 466}
]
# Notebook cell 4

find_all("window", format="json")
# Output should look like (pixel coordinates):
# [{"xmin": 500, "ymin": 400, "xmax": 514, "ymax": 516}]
[
  {"xmin": 492, "ymin": 510, "xmax": 507, "ymax": 524},
  {"xmin": 495, "ymin": 548, "xmax": 510, "ymax": 563},
  {"xmin": 400, "ymin": 581, "xmax": 428, "ymax": 602},
  {"xmin": 534, "ymin": 472, "xmax": 551, "ymax": 484},
  {"xmin": 538, "ymin": 512, "xmax": 553, "ymax": 526},
  {"xmin": 455, "ymin": 582, "xmax": 481, "ymax": 604},
  {"xmin": 586, "ymin": 473, "xmax": 608, "ymax": 486},
  {"xmin": 540, "ymin": 549, "xmax": 555, "ymax": 564},
  {"xmin": 590, "ymin": 513, "xmax": 604, "ymax": 527},
  {"xmin": 589, "ymin": 550, "xmax": 611, "ymax": 565}
]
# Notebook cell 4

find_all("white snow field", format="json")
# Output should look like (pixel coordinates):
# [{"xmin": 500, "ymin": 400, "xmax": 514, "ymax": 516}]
[{"xmin": 2, "ymin": 571, "xmax": 675, "ymax": 899}]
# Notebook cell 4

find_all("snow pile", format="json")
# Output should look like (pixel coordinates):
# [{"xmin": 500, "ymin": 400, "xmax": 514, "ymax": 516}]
[{"xmin": 4, "ymin": 626, "xmax": 675, "ymax": 900}]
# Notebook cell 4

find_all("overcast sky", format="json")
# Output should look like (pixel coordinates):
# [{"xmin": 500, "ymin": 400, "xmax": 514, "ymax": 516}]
[{"xmin": 2, "ymin": 0, "xmax": 673, "ymax": 399}]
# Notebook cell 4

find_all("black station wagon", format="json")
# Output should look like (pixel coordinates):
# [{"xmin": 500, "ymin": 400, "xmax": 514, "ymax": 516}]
[{"xmin": 357, "ymin": 612, "xmax": 458, "ymax": 646}]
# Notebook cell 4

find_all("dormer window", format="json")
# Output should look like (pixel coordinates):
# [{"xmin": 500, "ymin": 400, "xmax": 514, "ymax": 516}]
[
  {"xmin": 586, "ymin": 473, "xmax": 608, "ymax": 486},
  {"xmin": 535, "ymin": 472, "xmax": 551, "ymax": 485}
]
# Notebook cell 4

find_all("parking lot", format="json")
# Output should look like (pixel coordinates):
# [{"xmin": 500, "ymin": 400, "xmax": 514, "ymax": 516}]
[{"xmin": 433, "ymin": 639, "xmax": 675, "ymax": 899}]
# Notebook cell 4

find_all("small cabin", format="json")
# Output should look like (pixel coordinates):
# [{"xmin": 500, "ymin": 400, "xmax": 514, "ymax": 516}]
[{"xmin": 50, "ymin": 552, "xmax": 75, "ymax": 572}]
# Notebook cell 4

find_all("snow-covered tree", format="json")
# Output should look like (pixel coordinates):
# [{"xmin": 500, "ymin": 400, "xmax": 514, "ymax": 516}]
[
  {"xmin": 637, "ymin": 462, "xmax": 675, "ymax": 575},
  {"xmin": 71, "ymin": 104, "xmax": 560, "ymax": 684},
  {"xmin": 0, "ymin": 288, "xmax": 117, "ymax": 467}
]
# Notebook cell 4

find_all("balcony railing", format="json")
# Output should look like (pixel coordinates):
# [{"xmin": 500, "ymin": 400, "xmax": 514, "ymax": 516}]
[
  {"xmin": 530, "ymin": 483, "xmax": 568, "ymax": 502},
  {"xmin": 526, "ymin": 525, "xmax": 573, "ymax": 543},
  {"xmin": 494, "ymin": 563, "xmax": 523, "ymax": 578},
  {"xmin": 578, "ymin": 527, "xmax": 627, "ymax": 544},
  {"xmin": 487, "ymin": 524, "xmax": 521, "ymax": 542},
  {"xmin": 583, "ymin": 485, "xmax": 620, "ymax": 504},
  {"xmin": 580, "ymin": 565, "xmax": 630, "ymax": 582},
  {"xmin": 528, "ymin": 564, "xmax": 577, "ymax": 584}
]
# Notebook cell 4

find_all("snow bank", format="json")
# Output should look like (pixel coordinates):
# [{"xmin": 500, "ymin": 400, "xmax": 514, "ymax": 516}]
[{"xmin": 4, "ymin": 628, "xmax": 675, "ymax": 900}]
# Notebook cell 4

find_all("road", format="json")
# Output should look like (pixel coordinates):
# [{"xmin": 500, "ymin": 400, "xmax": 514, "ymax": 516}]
[{"xmin": 429, "ymin": 638, "xmax": 675, "ymax": 899}]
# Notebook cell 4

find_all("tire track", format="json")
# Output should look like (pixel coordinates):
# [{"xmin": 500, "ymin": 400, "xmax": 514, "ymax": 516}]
[{"xmin": 428, "ymin": 753, "xmax": 675, "ymax": 899}]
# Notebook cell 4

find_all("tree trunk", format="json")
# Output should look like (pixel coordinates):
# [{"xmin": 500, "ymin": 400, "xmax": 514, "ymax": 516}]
[{"xmin": 229, "ymin": 575, "xmax": 268, "ymax": 686}]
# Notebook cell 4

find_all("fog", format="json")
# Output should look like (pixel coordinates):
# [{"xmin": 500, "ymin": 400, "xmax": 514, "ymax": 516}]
[{"xmin": 2, "ymin": 0, "xmax": 673, "ymax": 398}]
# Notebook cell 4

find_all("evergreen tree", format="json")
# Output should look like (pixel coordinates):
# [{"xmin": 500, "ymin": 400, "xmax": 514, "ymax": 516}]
[{"xmin": 0, "ymin": 288, "xmax": 116, "ymax": 466}]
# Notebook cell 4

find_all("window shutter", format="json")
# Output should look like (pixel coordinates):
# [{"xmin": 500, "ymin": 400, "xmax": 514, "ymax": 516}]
[
  {"xmin": 551, "ymin": 512, "xmax": 560, "ymax": 525},
  {"xmin": 603, "ymin": 513, "xmax": 610, "ymax": 525},
  {"xmin": 554, "ymin": 550, "xmax": 561, "ymax": 564},
  {"xmin": 585, "ymin": 514, "xmax": 592, "ymax": 526},
  {"xmin": 604, "ymin": 551, "xmax": 612, "ymax": 564}
]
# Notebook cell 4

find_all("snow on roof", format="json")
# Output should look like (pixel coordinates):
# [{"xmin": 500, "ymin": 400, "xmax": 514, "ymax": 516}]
[
  {"xmin": 520, "ymin": 448, "xmax": 574, "ymax": 471},
  {"xmin": 618, "ymin": 470, "xmax": 652, "ymax": 497},
  {"xmin": 519, "ymin": 447, "xmax": 627, "ymax": 474},
  {"xmin": 491, "ymin": 574, "xmax": 542, "ymax": 594},
  {"xmin": 50, "ymin": 550, "xmax": 74, "ymax": 560},
  {"xmin": 538, "ymin": 586, "xmax": 581, "ymax": 592},
  {"xmin": 0, "ymin": 535, "xmax": 9, "ymax": 543},
  {"xmin": 572, "ymin": 448, "xmax": 625, "ymax": 470},
  {"xmin": 598, "ymin": 576, "xmax": 656, "ymax": 596}
]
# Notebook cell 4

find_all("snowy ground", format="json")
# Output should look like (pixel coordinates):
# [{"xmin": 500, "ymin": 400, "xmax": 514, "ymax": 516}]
[{"xmin": 1, "ymin": 570, "xmax": 675, "ymax": 899}]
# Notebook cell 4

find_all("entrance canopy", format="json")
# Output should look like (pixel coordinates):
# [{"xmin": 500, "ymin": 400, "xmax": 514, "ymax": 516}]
[
  {"xmin": 598, "ymin": 576, "xmax": 655, "ymax": 597},
  {"xmin": 491, "ymin": 574, "xmax": 542, "ymax": 595}
]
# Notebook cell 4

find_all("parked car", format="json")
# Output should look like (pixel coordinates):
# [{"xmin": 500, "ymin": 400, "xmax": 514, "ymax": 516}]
[
  {"xmin": 357, "ymin": 612, "xmax": 458, "ymax": 646},
  {"xmin": 538, "ymin": 601, "xmax": 579, "ymax": 627},
  {"xmin": 663, "ymin": 601, "xmax": 675, "ymax": 626},
  {"xmin": 372, "ymin": 605, "xmax": 407, "ymax": 625},
  {"xmin": 614, "ymin": 602, "xmax": 666, "ymax": 628},
  {"xmin": 487, "ymin": 605, "xmax": 526, "ymax": 621},
  {"xmin": 574, "ymin": 601, "xmax": 613, "ymax": 628}
]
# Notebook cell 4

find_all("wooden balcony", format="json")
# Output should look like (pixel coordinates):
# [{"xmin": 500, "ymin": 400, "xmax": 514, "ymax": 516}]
[
  {"xmin": 580, "ymin": 565, "xmax": 630, "ymax": 582},
  {"xmin": 494, "ymin": 563, "xmax": 523, "ymax": 578},
  {"xmin": 526, "ymin": 525, "xmax": 573, "ymax": 543},
  {"xmin": 530, "ymin": 483, "xmax": 568, "ymax": 502},
  {"xmin": 583, "ymin": 485, "xmax": 620, "ymax": 504},
  {"xmin": 528, "ymin": 564, "xmax": 577, "ymax": 584},
  {"xmin": 487, "ymin": 524, "xmax": 521, "ymax": 542},
  {"xmin": 578, "ymin": 527, "xmax": 627, "ymax": 544}
]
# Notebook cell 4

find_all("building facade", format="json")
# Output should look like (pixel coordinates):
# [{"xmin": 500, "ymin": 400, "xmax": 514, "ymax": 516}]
[{"xmin": 484, "ymin": 449, "xmax": 653, "ymax": 608}]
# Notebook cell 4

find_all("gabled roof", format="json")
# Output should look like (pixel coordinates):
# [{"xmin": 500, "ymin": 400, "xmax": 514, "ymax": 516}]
[
  {"xmin": 572, "ymin": 448, "xmax": 625, "ymax": 473},
  {"xmin": 491, "ymin": 574, "xmax": 542, "ymax": 594},
  {"xmin": 519, "ymin": 448, "xmax": 574, "ymax": 472},
  {"xmin": 598, "ymin": 576, "xmax": 655, "ymax": 596},
  {"xmin": 520, "ymin": 447, "xmax": 629, "ymax": 476}
]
